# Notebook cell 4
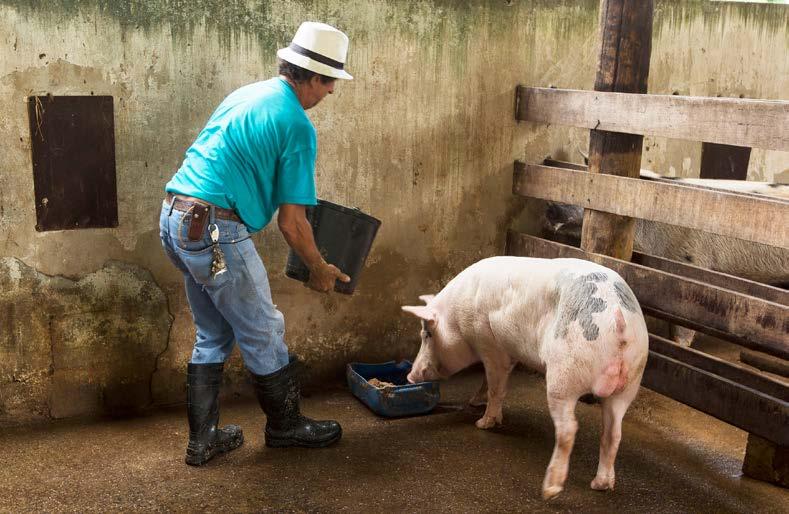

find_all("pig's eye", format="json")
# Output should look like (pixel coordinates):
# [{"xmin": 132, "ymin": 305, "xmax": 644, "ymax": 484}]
[{"xmin": 420, "ymin": 319, "xmax": 433, "ymax": 339}]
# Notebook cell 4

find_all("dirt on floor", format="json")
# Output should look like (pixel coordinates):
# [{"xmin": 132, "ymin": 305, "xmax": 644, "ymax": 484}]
[{"xmin": 1, "ymin": 368, "xmax": 787, "ymax": 513}]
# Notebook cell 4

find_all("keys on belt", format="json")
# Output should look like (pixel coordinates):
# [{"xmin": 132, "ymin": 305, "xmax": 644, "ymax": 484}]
[{"xmin": 166, "ymin": 193, "xmax": 230, "ymax": 279}]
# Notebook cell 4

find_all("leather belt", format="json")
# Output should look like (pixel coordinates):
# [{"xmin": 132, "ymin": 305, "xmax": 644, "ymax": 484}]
[{"xmin": 165, "ymin": 192, "xmax": 242, "ymax": 223}]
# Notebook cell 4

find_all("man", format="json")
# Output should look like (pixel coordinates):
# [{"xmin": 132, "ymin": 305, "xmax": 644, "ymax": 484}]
[{"xmin": 159, "ymin": 22, "xmax": 353, "ymax": 466}]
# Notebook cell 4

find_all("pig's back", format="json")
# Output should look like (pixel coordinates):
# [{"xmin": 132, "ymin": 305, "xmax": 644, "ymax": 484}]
[
  {"xmin": 435, "ymin": 257, "xmax": 610, "ymax": 367},
  {"xmin": 436, "ymin": 257, "xmax": 647, "ymax": 378},
  {"xmin": 438, "ymin": 256, "xmax": 614, "ymax": 303}
]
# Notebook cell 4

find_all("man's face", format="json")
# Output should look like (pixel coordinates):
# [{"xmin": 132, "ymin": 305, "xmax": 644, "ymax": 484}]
[{"xmin": 302, "ymin": 76, "xmax": 336, "ymax": 109}]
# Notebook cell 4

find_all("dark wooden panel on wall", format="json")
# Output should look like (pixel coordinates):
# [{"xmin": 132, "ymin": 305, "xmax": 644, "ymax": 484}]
[{"xmin": 27, "ymin": 95, "xmax": 118, "ymax": 231}]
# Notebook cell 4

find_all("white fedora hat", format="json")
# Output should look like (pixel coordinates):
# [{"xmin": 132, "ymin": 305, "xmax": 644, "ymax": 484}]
[{"xmin": 277, "ymin": 22, "xmax": 353, "ymax": 80}]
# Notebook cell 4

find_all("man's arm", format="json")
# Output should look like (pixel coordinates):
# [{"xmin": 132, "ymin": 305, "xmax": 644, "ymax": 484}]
[{"xmin": 277, "ymin": 204, "xmax": 350, "ymax": 293}]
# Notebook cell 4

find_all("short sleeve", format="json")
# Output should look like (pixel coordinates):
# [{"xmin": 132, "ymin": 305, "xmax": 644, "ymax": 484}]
[{"xmin": 275, "ymin": 147, "xmax": 318, "ymax": 206}]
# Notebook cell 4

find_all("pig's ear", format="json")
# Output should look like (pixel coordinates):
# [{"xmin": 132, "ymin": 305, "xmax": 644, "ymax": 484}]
[
  {"xmin": 418, "ymin": 294, "xmax": 436, "ymax": 304},
  {"xmin": 401, "ymin": 305, "xmax": 436, "ymax": 322}
]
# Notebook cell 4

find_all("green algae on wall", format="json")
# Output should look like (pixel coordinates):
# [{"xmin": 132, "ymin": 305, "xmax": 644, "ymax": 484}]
[
  {"xmin": 2, "ymin": 0, "xmax": 286, "ymax": 52},
  {"xmin": 1, "ymin": 0, "xmax": 603, "ymax": 52},
  {"xmin": 655, "ymin": 0, "xmax": 789, "ymax": 38}
]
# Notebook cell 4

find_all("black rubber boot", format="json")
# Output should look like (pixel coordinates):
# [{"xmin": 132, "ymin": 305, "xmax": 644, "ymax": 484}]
[
  {"xmin": 251, "ymin": 357, "xmax": 342, "ymax": 448},
  {"xmin": 185, "ymin": 363, "xmax": 244, "ymax": 466}
]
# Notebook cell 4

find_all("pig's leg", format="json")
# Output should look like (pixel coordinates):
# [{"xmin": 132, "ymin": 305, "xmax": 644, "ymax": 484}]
[
  {"xmin": 591, "ymin": 380, "xmax": 639, "ymax": 491},
  {"xmin": 542, "ymin": 392, "xmax": 579, "ymax": 500},
  {"xmin": 475, "ymin": 354, "xmax": 515, "ymax": 429},
  {"xmin": 469, "ymin": 375, "xmax": 487, "ymax": 407}
]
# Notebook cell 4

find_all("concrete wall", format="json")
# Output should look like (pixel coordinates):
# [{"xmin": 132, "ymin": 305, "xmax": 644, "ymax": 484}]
[{"xmin": 1, "ymin": 0, "xmax": 787, "ymax": 423}]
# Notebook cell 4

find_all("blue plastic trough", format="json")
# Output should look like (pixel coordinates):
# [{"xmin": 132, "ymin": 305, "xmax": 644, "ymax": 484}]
[{"xmin": 346, "ymin": 360, "xmax": 440, "ymax": 417}]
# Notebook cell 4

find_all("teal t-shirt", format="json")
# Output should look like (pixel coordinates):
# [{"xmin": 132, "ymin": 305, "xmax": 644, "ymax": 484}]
[{"xmin": 166, "ymin": 77, "xmax": 317, "ymax": 232}]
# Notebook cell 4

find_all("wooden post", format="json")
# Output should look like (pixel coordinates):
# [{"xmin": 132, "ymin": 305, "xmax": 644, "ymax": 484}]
[
  {"xmin": 700, "ymin": 142, "xmax": 751, "ymax": 180},
  {"xmin": 580, "ymin": 0, "xmax": 653, "ymax": 259},
  {"xmin": 743, "ymin": 434, "xmax": 789, "ymax": 487}
]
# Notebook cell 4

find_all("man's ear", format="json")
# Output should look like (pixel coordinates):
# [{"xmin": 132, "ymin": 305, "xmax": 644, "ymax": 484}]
[{"xmin": 401, "ymin": 305, "xmax": 436, "ymax": 323}]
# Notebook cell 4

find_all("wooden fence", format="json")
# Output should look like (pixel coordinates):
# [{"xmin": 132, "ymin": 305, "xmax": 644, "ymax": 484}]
[{"xmin": 509, "ymin": 85, "xmax": 789, "ymax": 470}]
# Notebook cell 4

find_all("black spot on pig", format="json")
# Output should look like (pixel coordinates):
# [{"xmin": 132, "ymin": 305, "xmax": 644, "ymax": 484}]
[
  {"xmin": 555, "ymin": 274, "xmax": 608, "ymax": 341},
  {"xmin": 614, "ymin": 281, "xmax": 640, "ymax": 313},
  {"xmin": 585, "ymin": 272, "xmax": 608, "ymax": 283}
]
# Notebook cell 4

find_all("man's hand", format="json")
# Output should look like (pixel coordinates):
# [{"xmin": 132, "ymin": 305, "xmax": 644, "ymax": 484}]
[
  {"xmin": 278, "ymin": 204, "xmax": 351, "ymax": 293},
  {"xmin": 306, "ymin": 261, "xmax": 351, "ymax": 293}
]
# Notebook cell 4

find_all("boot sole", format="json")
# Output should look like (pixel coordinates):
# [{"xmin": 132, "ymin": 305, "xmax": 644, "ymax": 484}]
[
  {"xmin": 185, "ymin": 432, "xmax": 245, "ymax": 466},
  {"xmin": 265, "ymin": 429, "xmax": 342, "ymax": 449}
]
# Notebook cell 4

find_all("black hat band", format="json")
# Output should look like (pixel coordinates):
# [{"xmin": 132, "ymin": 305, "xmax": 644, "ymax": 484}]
[{"xmin": 289, "ymin": 43, "xmax": 344, "ymax": 70}]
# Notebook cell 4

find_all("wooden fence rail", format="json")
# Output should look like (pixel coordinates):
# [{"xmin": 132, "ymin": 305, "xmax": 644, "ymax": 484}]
[
  {"xmin": 631, "ymin": 253, "xmax": 789, "ymax": 306},
  {"xmin": 513, "ymin": 161, "xmax": 789, "ymax": 249},
  {"xmin": 516, "ymin": 87, "xmax": 789, "ymax": 151},
  {"xmin": 644, "ymin": 336, "xmax": 788, "ymax": 446}
]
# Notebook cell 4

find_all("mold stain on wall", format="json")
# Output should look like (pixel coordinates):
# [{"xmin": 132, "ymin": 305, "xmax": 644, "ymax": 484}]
[{"xmin": 0, "ymin": 258, "xmax": 171, "ymax": 423}]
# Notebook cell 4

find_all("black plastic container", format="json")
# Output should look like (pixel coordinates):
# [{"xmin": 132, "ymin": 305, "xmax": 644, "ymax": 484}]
[{"xmin": 285, "ymin": 199, "xmax": 381, "ymax": 294}]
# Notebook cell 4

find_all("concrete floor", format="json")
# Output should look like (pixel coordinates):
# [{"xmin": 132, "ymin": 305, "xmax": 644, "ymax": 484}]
[{"xmin": 1, "ymin": 369, "xmax": 787, "ymax": 513}]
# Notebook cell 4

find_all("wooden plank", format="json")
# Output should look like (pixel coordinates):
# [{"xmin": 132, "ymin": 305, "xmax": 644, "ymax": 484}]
[
  {"xmin": 642, "ymin": 351, "xmax": 789, "ymax": 446},
  {"xmin": 513, "ymin": 162, "xmax": 789, "ymax": 249},
  {"xmin": 542, "ymin": 159, "xmax": 786, "ymax": 202},
  {"xmin": 741, "ymin": 350, "xmax": 789, "ymax": 380},
  {"xmin": 632, "ymin": 253, "xmax": 788, "ymax": 307},
  {"xmin": 700, "ymin": 142, "xmax": 751, "ymax": 181},
  {"xmin": 505, "ymin": 232, "xmax": 789, "ymax": 360},
  {"xmin": 543, "ymin": 159, "xmax": 587, "ymax": 171},
  {"xmin": 649, "ymin": 335, "xmax": 788, "ymax": 401},
  {"xmin": 579, "ymin": 0, "xmax": 653, "ymax": 260},
  {"xmin": 516, "ymin": 87, "xmax": 789, "ymax": 151}
]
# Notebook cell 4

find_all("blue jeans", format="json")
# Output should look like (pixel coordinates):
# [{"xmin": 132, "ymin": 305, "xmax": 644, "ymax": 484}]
[{"xmin": 159, "ymin": 200, "xmax": 289, "ymax": 375}]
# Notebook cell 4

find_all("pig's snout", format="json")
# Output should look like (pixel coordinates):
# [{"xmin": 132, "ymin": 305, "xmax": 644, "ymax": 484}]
[{"xmin": 408, "ymin": 361, "xmax": 440, "ymax": 383}]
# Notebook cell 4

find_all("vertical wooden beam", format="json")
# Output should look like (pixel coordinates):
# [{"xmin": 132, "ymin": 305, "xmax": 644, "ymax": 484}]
[
  {"xmin": 700, "ymin": 142, "xmax": 751, "ymax": 180},
  {"xmin": 580, "ymin": 0, "xmax": 654, "ymax": 259}
]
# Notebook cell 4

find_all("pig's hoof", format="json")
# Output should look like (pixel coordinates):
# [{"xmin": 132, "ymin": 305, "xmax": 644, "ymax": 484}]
[
  {"xmin": 542, "ymin": 485, "xmax": 563, "ymax": 500},
  {"xmin": 475, "ymin": 416, "xmax": 497, "ymax": 429},
  {"xmin": 591, "ymin": 476, "xmax": 615, "ymax": 491}
]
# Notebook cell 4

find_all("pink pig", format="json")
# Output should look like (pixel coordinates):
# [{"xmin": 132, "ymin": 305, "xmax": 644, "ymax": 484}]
[{"xmin": 402, "ymin": 256, "xmax": 649, "ymax": 499}]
